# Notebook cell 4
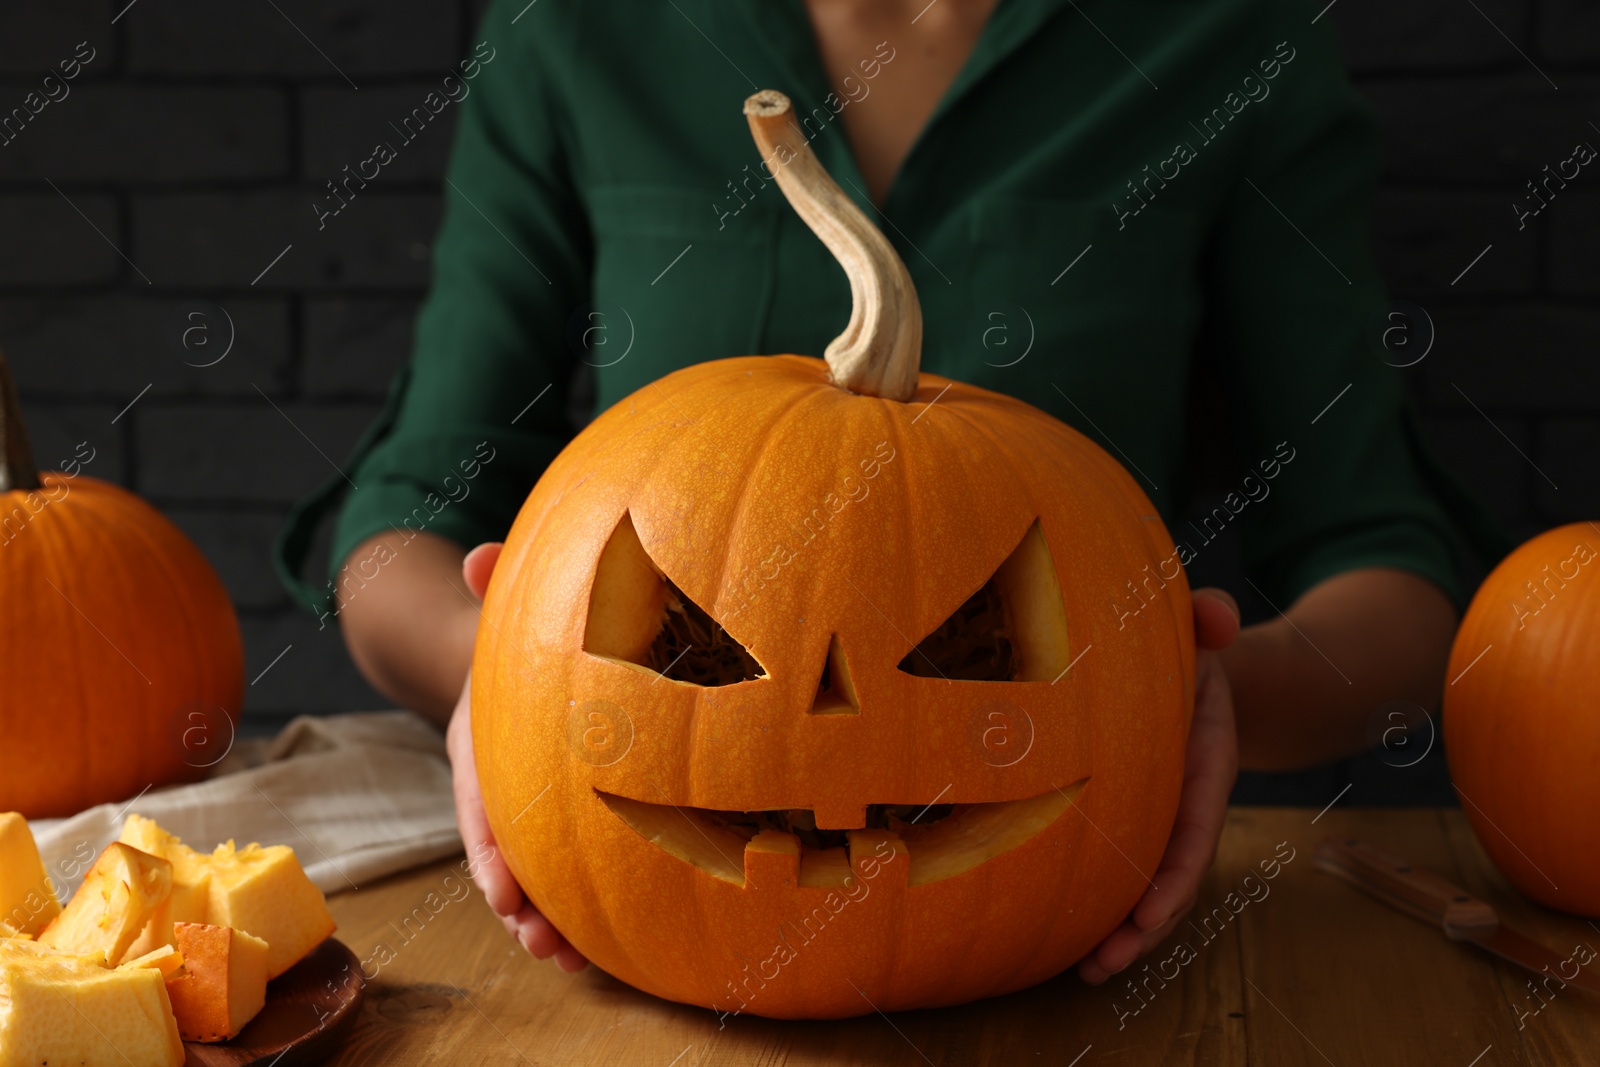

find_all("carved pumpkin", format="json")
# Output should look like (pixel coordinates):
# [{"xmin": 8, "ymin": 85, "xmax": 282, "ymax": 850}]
[
  {"xmin": 1444, "ymin": 522, "xmax": 1600, "ymax": 916},
  {"xmin": 473, "ymin": 91, "xmax": 1195, "ymax": 1017},
  {"xmin": 0, "ymin": 354, "xmax": 244, "ymax": 818}
]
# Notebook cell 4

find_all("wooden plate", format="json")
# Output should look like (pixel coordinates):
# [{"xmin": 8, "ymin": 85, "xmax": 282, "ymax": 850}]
[{"xmin": 184, "ymin": 938, "xmax": 364, "ymax": 1067}]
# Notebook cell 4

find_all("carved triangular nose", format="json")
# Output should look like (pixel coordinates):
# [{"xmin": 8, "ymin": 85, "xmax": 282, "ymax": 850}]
[{"xmin": 809, "ymin": 634, "xmax": 858, "ymax": 715}]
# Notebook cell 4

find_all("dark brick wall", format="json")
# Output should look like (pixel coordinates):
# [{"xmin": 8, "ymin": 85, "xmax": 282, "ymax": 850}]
[
  {"xmin": 0, "ymin": 2, "xmax": 475, "ymax": 732},
  {"xmin": 0, "ymin": 2, "xmax": 1593, "ymax": 767},
  {"xmin": 1330, "ymin": 2, "xmax": 1600, "ymax": 549}
]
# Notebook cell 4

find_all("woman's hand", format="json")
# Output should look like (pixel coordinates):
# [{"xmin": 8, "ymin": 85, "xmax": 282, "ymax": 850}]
[
  {"xmin": 1078, "ymin": 587, "xmax": 1241, "ymax": 985},
  {"xmin": 446, "ymin": 542, "xmax": 589, "ymax": 972}
]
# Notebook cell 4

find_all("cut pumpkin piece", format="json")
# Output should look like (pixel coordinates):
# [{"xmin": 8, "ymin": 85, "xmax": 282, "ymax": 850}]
[
  {"xmin": 120, "ymin": 815, "xmax": 213, "ymax": 962},
  {"xmin": 119, "ymin": 814, "xmax": 335, "ymax": 977},
  {"xmin": 205, "ymin": 840, "xmax": 335, "ymax": 978},
  {"xmin": 0, "ymin": 811, "xmax": 61, "ymax": 937},
  {"xmin": 165, "ymin": 922, "xmax": 269, "ymax": 1042},
  {"xmin": 37, "ymin": 842, "xmax": 172, "ymax": 965},
  {"xmin": 0, "ymin": 938, "xmax": 185, "ymax": 1067},
  {"xmin": 118, "ymin": 942, "xmax": 185, "ymax": 980},
  {"xmin": 0, "ymin": 921, "xmax": 27, "ymax": 940}
]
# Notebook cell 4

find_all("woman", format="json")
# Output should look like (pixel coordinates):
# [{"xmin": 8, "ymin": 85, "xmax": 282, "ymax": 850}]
[{"xmin": 279, "ymin": 0, "xmax": 1502, "ymax": 986}]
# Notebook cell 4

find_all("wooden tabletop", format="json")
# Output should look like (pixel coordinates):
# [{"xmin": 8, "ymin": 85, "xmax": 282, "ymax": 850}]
[{"xmin": 319, "ymin": 807, "xmax": 1600, "ymax": 1066}]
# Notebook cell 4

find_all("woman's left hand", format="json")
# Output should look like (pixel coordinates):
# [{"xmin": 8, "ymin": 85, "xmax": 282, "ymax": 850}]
[{"xmin": 1078, "ymin": 587, "xmax": 1241, "ymax": 985}]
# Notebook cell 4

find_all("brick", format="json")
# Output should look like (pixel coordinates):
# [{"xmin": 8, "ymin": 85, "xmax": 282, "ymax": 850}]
[
  {"xmin": 1534, "ymin": 419, "xmax": 1600, "ymax": 524},
  {"xmin": 1550, "ymin": 191, "xmax": 1600, "ymax": 296},
  {"xmin": 0, "ymin": 297, "xmax": 291, "ymax": 397},
  {"xmin": 1415, "ymin": 413, "xmax": 1534, "ymax": 536},
  {"xmin": 135, "ymin": 402, "xmax": 382, "ymax": 504},
  {"xmin": 0, "ymin": 86, "xmax": 287, "ymax": 183},
  {"xmin": 301, "ymin": 84, "xmax": 456, "ymax": 184},
  {"xmin": 239, "ymin": 611, "xmax": 389, "ymax": 717},
  {"xmin": 132, "ymin": 191, "xmax": 439, "ymax": 290},
  {"xmin": 12, "ymin": 403, "xmax": 127, "ymax": 485},
  {"xmin": 128, "ymin": 0, "xmax": 457, "ymax": 78},
  {"xmin": 0, "ymin": 3, "xmax": 112, "ymax": 76},
  {"xmin": 1363, "ymin": 78, "xmax": 1600, "ymax": 185},
  {"xmin": 303, "ymin": 298, "xmax": 416, "ymax": 397},
  {"xmin": 168, "ymin": 509, "xmax": 292, "ymax": 610},
  {"xmin": 1420, "ymin": 304, "xmax": 1600, "ymax": 411},
  {"xmin": 0, "ymin": 192, "xmax": 122, "ymax": 285},
  {"xmin": 1372, "ymin": 190, "xmax": 1537, "ymax": 297},
  {"xmin": 1331, "ymin": 0, "xmax": 1525, "ymax": 73},
  {"xmin": 1538, "ymin": 0, "xmax": 1600, "ymax": 65}
]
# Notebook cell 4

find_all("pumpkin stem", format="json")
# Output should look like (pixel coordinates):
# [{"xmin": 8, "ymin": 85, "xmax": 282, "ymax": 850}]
[
  {"xmin": 744, "ymin": 90, "xmax": 922, "ymax": 403},
  {"xmin": 0, "ymin": 349, "xmax": 41, "ymax": 494}
]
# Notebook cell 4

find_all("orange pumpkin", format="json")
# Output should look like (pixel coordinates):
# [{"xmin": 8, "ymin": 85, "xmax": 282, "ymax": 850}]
[
  {"xmin": 473, "ymin": 91, "xmax": 1195, "ymax": 1017},
  {"xmin": 0, "ymin": 354, "xmax": 244, "ymax": 818},
  {"xmin": 1443, "ymin": 522, "xmax": 1600, "ymax": 916}
]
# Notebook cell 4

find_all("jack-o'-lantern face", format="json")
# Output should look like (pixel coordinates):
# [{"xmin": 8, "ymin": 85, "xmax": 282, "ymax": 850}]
[{"xmin": 470, "ymin": 90, "xmax": 1194, "ymax": 1020}]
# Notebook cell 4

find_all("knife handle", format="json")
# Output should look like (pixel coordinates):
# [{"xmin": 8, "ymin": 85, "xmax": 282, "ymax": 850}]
[{"xmin": 1314, "ymin": 837, "xmax": 1498, "ymax": 936}]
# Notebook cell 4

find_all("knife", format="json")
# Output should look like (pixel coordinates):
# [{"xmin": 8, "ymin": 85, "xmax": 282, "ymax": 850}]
[{"xmin": 1314, "ymin": 837, "xmax": 1600, "ymax": 995}]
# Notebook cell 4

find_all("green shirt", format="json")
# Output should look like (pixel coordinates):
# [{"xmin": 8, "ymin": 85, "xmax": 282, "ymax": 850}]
[{"xmin": 277, "ymin": 0, "xmax": 1505, "ymax": 619}]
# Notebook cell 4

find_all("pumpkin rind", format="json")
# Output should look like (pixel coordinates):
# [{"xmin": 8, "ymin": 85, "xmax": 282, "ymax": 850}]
[{"xmin": 1443, "ymin": 522, "xmax": 1600, "ymax": 916}]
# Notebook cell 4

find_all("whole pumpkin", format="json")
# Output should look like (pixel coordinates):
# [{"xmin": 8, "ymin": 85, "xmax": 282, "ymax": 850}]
[
  {"xmin": 1444, "ymin": 522, "xmax": 1600, "ymax": 916},
  {"xmin": 0, "ymin": 355, "xmax": 244, "ymax": 818},
  {"xmin": 473, "ymin": 90, "xmax": 1195, "ymax": 1017}
]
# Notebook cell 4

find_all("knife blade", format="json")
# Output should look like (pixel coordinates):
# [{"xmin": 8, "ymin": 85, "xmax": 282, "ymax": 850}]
[
  {"xmin": 1314, "ymin": 837, "xmax": 1600, "ymax": 995},
  {"xmin": 1454, "ymin": 922, "xmax": 1600, "ymax": 995}
]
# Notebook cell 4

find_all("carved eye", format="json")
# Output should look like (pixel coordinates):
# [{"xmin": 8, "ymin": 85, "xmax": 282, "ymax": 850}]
[
  {"xmin": 898, "ymin": 519, "xmax": 1071, "ymax": 682},
  {"xmin": 583, "ymin": 512, "xmax": 765, "ymax": 685}
]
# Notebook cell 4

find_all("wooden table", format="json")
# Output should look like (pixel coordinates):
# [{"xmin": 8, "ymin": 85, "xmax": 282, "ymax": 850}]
[{"xmin": 320, "ymin": 808, "xmax": 1600, "ymax": 1065}]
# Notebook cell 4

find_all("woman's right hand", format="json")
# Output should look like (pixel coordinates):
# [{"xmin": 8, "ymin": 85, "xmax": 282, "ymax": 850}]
[{"xmin": 446, "ymin": 542, "xmax": 588, "ymax": 972}]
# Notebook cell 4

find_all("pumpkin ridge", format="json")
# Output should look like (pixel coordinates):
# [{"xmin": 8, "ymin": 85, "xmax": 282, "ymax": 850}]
[
  {"xmin": 79, "ymin": 484, "xmax": 167, "ymax": 772},
  {"xmin": 706, "ymin": 368, "xmax": 840, "ymax": 633},
  {"xmin": 674, "ymin": 369, "xmax": 839, "ymax": 794},
  {"xmin": 34, "ymin": 479, "xmax": 98, "ymax": 805}
]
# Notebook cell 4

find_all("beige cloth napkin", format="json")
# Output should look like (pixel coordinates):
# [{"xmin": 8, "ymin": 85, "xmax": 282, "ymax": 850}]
[{"xmin": 33, "ymin": 711, "xmax": 462, "ymax": 898}]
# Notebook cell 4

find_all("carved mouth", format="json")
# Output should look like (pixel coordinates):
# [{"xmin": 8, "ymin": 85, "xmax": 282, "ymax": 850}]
[{"xmin": 598, "ymin": 779, "xmax": 1088, "ymax": 888}]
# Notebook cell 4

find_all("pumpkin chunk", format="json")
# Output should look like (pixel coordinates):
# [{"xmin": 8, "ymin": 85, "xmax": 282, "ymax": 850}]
[
  {"xmin": 0, "ymin": 811, "xmax": 61, "ymax": 937},
  {"xmin": 37, "ymin": 842, "xmax": 172, "ymax": 964},
  {"xmin": 119, "ymin": 814, "xmax": 213, "ymax": 962},
  {"xmin": 0, "ymin": 938, "xmax": 185, "ymax": 1067},
  {"xmin": 118, "ymin": 942, "xmax": 185, "ymax": 979},
  {"xmin": 119, "ymin": 814, "xmax": 335, "ymax": 978},
  {"xmin": 165, "ymin": 922, "xmax": 269, "ymax": 1042}
]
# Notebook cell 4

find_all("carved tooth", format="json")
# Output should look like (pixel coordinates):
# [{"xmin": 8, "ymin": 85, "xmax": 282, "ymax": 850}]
[
  {"xmin": 812, "ymin": 802, "xmax": 867, "ymax": 831},
  {"xmin": 847, "ymin": 829, "xmax": 909, "ymax": 891},
  {"xmin": 743, "ymin": 829, "xmax": 800, "ymax": 887}
]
